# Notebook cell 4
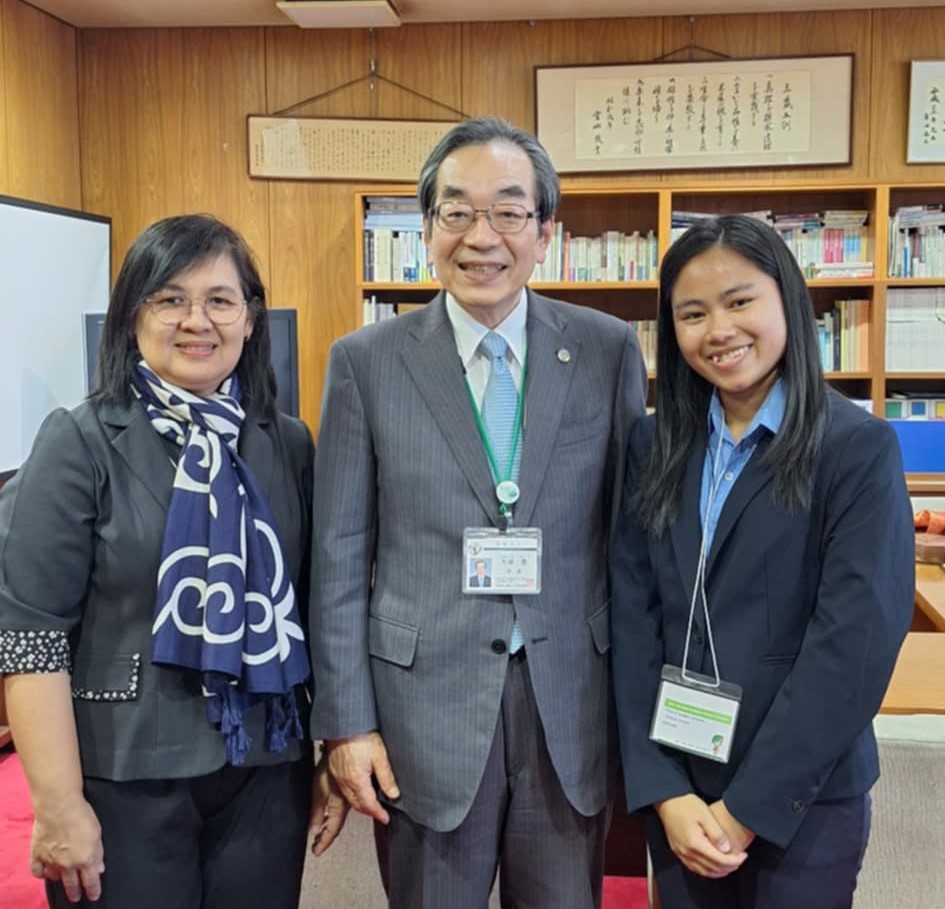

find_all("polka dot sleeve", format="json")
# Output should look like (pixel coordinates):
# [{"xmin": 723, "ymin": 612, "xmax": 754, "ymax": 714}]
[{"xmin": 0, "ymin": 629, "xmax": 71, "ymax": 674}]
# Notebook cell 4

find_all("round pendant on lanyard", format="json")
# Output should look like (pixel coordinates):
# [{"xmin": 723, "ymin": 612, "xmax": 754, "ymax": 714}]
[{"xmin": 496, "ymin": 480, "xmax": 520, "ymax": 505}]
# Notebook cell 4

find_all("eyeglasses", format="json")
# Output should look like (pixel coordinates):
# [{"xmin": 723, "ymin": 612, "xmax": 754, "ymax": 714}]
[
  {"xmin": 145, "ymin": 292, "xmax": 246, "ymax": 326},
  {"xmin": 432, "ymin": 201, "xmax": 539, "ymax": 235}
]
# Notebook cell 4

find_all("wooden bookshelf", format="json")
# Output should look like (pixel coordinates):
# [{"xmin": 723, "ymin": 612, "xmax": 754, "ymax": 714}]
[{"xmin": 355, "ymin": 182, "xmax": 945, "ymax": 486}]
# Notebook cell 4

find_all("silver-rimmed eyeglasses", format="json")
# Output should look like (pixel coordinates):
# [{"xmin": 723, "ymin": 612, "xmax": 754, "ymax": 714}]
[
  {"xmin": 145, "ymin": 292, "xmax": 247, "ymax": 326},
  {"xmin": 433, "ymin": 201, "xmax": 539, "ymax": 235}
]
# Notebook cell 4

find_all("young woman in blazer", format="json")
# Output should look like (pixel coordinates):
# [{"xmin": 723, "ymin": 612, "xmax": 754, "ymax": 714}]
[
  {"xmin": 611, "ymin": 214, "xmax": 914, "ymax": 909},
  {"xmin": 0, "ymin": 215, "xmax": 346, "ymax": 908}
]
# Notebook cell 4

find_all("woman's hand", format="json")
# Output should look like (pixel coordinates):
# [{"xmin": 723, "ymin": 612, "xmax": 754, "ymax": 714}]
[
  {"xmin": 309, "ymin": 752, "xmax": 351, "ymax": 856},
  {"xmin": 709, "ymin": 799, "xmax": 756, "ymax": 854},
  {"xmin": 30, "ymin": 795, "xmax": 105, "ymax": 903},
  {"xmin": 655, "ymin": 794, "xmax": 748, "ymax": 879}
]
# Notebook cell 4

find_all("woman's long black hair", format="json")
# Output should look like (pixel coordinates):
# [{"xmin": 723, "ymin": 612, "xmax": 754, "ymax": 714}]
[{"xmin": 637, "ymin": 214, "xmax": 828, "ymax": 535}]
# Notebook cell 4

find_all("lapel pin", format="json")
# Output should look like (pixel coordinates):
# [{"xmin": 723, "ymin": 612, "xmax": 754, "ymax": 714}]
[{"xmin": 556, "ymin": 348, "xmax": 571, "ymax": 363}]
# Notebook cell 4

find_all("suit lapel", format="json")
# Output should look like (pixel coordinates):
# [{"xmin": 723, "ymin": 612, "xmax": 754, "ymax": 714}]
[
  {"xmin": 671, "ymin": 436, "xmax": 706, "ymax": 599},
  {"xmin": 706, "ymin": 435, "xmax": 774, "ymax": 574},
  {"xmin": 402, "ymin": 294, "xmax": 498, "ymax": 520},
  {"xmin": 514, "ymin": 294, "xmax": 576, "ymax": 528},
  {"xmin": 102, "ymin": 398, "xmax": 175, "ymax": 511},
  {"xmin": 239, "ymin": 415, "xmax": 276, "ymax": 500}
]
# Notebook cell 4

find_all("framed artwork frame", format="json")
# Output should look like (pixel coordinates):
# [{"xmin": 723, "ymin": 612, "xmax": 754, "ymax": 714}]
[
  {"xmin": 907, "ymin": 61, "xmax": 945, "ymax": 164},
  {"xmin": 535, "ymin": 55, "xmax": 854, "ymax": 174}
]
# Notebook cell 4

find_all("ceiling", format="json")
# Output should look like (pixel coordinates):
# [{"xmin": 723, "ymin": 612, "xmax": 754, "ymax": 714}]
[{"xmin": 24, "ymin": 0, "xmax": 945, "ymax": 30}]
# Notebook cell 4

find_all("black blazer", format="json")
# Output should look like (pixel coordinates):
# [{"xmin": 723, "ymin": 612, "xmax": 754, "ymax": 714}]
[
  {"xmin": 0, "ymin": 397, "xmax": 313, "ymax": 780},
  {"xmin": 611, "ymin": 391, "xmax": 914, "ymax": 848}
]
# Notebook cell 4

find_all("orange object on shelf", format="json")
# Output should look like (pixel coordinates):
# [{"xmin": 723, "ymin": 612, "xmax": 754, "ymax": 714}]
[{"xmin": 914, "ymin": 509, "xmax": 945, "ymax": 535}]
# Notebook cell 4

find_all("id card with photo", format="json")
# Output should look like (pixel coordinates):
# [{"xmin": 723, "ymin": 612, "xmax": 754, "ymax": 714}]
[
  {"xmin": 650, "ymin": 665, "xmax": 742, "ymax": 763},
  {"xmin": 463, "ymin": 527, "xmax": 542, "ymax": 595}
]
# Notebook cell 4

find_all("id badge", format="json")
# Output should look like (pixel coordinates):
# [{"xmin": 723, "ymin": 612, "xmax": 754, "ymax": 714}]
[
  {"xmin": 650, "ymin": 665, "xmax": 742, "ymax": 763},
  {"xmin": 463, "ymin": 527, "xmax": 542, "ymax": 595}
]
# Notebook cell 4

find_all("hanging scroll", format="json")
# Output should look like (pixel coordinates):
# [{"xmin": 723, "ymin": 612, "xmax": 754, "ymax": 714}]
[
  {"xmin": 247, "ymin": 116, "xmax": 455, "ymax": 181},
  {"xmin": 535, "ymin": 55, "xmax": 853, "ymax": 174},
  {"xmin": 907, "ymin": 61, "xmax": 945, "ymax": 164}
]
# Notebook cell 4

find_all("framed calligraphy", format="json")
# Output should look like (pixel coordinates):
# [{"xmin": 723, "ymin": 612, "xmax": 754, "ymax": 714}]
[
  {"xmin": 247, "ymin": 116, "xmax": 456, "ymax": 181},
  {"xmin": 907, "ymin": 61, "xmax": 945, "ymax": 164},
  {"xmin": 535, "ymin": 55, "xmax": 853, "ymax": 174}
]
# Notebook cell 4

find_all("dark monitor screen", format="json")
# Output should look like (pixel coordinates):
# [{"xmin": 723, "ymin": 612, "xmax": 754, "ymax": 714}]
[{"xmin": 83, "ymin": 308, "xmax": 300, "ymax": 417}]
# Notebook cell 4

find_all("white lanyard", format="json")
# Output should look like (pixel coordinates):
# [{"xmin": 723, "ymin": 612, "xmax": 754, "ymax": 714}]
[{"xmin": 680, "ymin": 428, "xmax": 726, "ymax": 689}]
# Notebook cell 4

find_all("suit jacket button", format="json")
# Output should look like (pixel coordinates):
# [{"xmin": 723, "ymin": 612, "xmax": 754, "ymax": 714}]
[
  {"xmin": 791, "ymin": 799, "xmax": 805, "ymax": 812},
  {"xmin": 491, "ymin": 639, "xmax": 507, "ymax": 655}
]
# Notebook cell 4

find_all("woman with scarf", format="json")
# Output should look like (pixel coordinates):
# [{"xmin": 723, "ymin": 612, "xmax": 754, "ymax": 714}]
[{"xmin": 0, "ymin": 214, "xmax": 347, "ymax": 908}]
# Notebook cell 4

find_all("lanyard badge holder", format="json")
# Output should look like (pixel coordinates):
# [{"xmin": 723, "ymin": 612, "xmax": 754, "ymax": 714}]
[
  {"xmin": 650, "ymin": 431, "xmax": 742, "ymax": 763},
  {"xmin": 462, "ymin": 352, "xmax": 542, "ymax": 596}
]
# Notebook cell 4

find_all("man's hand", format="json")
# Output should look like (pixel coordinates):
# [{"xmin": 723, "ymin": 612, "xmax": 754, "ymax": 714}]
[
  {"xmin": 309, "ymin": 753, "xmax": 351, "ymax": 856},
  {"xmin": 655, "ymin": 794, "xmax": 748, "ymax": 879},
  {"xmin": 326, "ymin": 731, "xmax": 400, "ymax": 824}
]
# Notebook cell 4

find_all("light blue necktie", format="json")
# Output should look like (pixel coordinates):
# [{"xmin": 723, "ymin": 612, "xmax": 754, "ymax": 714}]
[
  {"xmin": 479, "ymin": 332, "xmax": 521, "ymax": 482},
  {"xmin": 479, "ymin": 331, "xmax": 523, "ymax": 653}
]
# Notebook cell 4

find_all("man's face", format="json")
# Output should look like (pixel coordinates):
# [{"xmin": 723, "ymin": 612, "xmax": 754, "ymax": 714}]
[{"xmin": 424, "ymin": 140, "xmax": 552, "ymax": 329}]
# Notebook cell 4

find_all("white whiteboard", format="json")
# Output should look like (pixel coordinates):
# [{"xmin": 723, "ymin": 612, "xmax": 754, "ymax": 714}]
[{"xmin": 0, "ymin": 195, "xmax": 110, "ymax": 472}]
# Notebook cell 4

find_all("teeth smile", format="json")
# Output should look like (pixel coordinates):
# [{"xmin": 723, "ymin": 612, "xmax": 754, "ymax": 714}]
[
  {"xmin": 711, "ymin": 346, "xmax": 748, "ymax": 364},
  {"xmin": 461, "ymin": 264, "xmax": 503, "ymax": 273}
]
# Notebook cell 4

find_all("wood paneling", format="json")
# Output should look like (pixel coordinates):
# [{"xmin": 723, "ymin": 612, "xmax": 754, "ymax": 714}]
[
  {"xmin": 462, "ymin": 18, "xmax": 663, "ymax": 137},
  {"xmin": 268, "ymin": 181, "xmax": 357, "ymax": 430},
  {"xmin": 869, "ymin": 8, "xmax": 945, "ymax": 181},
  {"xmin": 79, "ymin": 28, "xmax": 269, "ymax": 288},
  {"xmin": 0, "ymin": 0, "xmax": 80, "ymax": 207},
  {"xmin": 0, "ymin": 5, "xmax": 8, "ymax": 188},
  {"xmin": 61, "ymin": 6, "xmax": 945, "ymax": 430}
]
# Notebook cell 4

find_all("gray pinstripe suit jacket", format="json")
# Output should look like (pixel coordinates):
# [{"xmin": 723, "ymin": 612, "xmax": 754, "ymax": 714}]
[{"xmin": 309, "ymin": 291, "xmax": 647, "ymax": 831}]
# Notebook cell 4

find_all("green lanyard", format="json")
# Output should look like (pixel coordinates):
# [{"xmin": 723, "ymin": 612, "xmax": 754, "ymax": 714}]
[{"xmin": 464, "ymin": 348, "xmax": 527, "ymax": 521}]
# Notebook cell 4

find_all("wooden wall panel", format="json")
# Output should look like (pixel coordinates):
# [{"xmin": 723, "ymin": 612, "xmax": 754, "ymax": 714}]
[
  {"xmin": 461, "ymin": 18, "xmax": 663, "ymax": 140},
  {"xmin": 65, "ymin": 6, "xmax": 945, "ymax": 428},
  {"xmin": 268, "ymin": 181, "xmax": 357, "ymax": 429},
  {"xmin": 80, "ymin": 28, "xmax": 269, "ymax": 288},
  {"xmin": 0, "ymin": 3, "xmax": 8, "ymax": 189},
  {"xmin": 263, "ymin": 25, "xmax": 463, "ymax": 428},
  {"xmin": 265, "ymin": 27, "xmax": 374, "ymax": 118},
  {"xmin": 373, "ymin": 24, "xmax": 463, "ymax": 120},
  {"xmin": 869, "ymin": 8, "xmax": 945, "ymax": 181},
  {"xmin": 0, "ymin": 0, "xmax": 80, "ymax": 207}
]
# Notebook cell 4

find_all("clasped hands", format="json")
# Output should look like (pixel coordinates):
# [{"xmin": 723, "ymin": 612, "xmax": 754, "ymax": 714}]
[{"xmin": 655, "ymin": 793, "xmax": 756, "ymax": 878}]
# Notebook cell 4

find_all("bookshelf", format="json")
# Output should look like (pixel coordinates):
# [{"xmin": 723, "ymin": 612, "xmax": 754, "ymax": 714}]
[{"xmin": 355, "ymin": 182, "xmax": 945, "ymax": 487}]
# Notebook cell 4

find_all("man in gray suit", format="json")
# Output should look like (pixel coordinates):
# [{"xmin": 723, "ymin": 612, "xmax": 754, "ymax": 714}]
[{"xmin": 310, "ymin": 117, "xmax": 647, "ymax": 908}]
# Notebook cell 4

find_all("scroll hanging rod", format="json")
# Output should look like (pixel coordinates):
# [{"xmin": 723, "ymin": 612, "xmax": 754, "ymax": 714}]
[
  {"xmin": 272, "ymin": 29, "xmax": 468, "ymax": 120},
  {"xmin": 650, "ymin": 16, "xmax": 731, "ymax": 63}
]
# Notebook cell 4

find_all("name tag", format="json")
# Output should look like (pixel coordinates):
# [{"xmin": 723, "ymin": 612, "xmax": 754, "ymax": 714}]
[
  {"xmin": 650, "ymin": 664, "xmax": 742, "ymax": 763},
  {"xmin": 463, "ymin": 527, "xmax": 542, "ymax": 595}
]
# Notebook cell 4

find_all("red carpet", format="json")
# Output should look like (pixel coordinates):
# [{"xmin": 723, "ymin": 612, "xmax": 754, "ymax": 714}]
[
  {"xmin": 603, "ymin": 874, "xmax": 649, "ymax": 908},
  {"xmin": 0, "ymin": 751, "xmax": 46, "ymax": 909},
  {"xmin": 0, "ymin": 750, "xmax": 648, "ymax": 908}
]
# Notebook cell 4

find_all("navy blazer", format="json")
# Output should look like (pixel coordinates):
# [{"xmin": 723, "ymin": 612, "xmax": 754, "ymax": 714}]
[
  {"xmin": 611, "ymin": 391, "xmax": 914, "ymax": 848},
  {"xmin": 0, "ymin": 397, "xmax": 314, "ymax": 780}
]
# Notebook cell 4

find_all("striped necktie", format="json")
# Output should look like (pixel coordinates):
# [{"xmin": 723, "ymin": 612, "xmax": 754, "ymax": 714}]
[
  {"xmin": 479, "ymin": 331, "xmax": 521, "ymax": 482},
  {"xmin": 479, "ymin": 330, "xmax": 524, "ymax": 653}
]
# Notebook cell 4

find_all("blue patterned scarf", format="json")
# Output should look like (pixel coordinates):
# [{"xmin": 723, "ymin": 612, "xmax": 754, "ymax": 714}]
[{"xmin": 131, "ymin": 361, "xmax": 310, "ymax": 764}]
